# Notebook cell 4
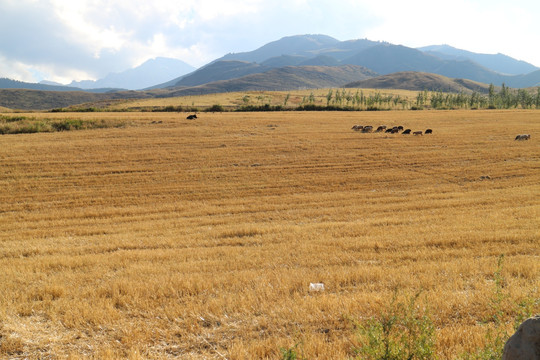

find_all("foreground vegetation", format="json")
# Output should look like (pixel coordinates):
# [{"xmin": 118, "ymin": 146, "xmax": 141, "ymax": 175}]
[
  {"xmin": 0, "ymin": 114, "xmax": 126, "ymax": 134},
  {"xmin": 0, "ymin": 110, "xmax": 538, "ymax": 359}
]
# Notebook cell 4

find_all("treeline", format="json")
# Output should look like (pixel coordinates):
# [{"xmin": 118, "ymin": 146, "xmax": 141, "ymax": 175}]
[
  {"xmin": 321, "ymin": 89, "xmax": 409, "ymax": 110},
  {"xmin": 423, "ymin": 84, "xmax": 540, "ymax": 110},
  {"xmin": 284, "ymin": 85, "xmax": 540, "ymax": 111}
]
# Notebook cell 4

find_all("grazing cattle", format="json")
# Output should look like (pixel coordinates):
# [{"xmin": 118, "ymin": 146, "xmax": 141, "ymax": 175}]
[
  {"xmin": 352, "ymin": 125, "xmax": 363, "ymax": 131},
  {"xmin": 413, "ymin": 131, "xmax": 423, "ymax": 136},
  {"xmin": 385, "ymin": 128, "xmax": 393, "ymax": 133},
  {"xmin": 390, "ymin": 127, "xmax": 399, "ymax": 134},
  {"xmin": 186, "ymin": 114, "xmax": 197, "ymax": 120},
  {"xmin": 362, "ymin": 126, "xmax": 373, "ymax": 133},
  {"xmin": 425, "ymin": 129, "xmax": 433, "ymax": 134},
  {"xmin": 515, "ymin": 134, "xmax": 531, "ymax": 140},
  {"xmin": 375, "ymin": 126, "xmax": 386, "ymax": 132},
  {"xmin": 397, "ymin": 126, "xmax": 404, "ymax": 131},
  {"xmin": 402, "ymin": 129, "xmax": 411, "ymax": 134}
]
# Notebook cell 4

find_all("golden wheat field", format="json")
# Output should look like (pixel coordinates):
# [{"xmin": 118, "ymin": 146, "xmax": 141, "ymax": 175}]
[{"xmin": 0, "ymin": 109, "xmax": 539, "ymax": 359}]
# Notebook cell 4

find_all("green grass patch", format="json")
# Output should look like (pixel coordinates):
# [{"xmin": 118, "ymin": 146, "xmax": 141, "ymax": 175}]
[{"xmin": 0, "ymin": 115, "xmax": 126, "ymax": 135}]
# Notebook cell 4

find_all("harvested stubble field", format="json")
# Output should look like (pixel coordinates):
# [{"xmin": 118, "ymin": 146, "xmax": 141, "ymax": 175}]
[{"xmin": 0, "ymin": 110, "xmax": 539, "ymax": 359}]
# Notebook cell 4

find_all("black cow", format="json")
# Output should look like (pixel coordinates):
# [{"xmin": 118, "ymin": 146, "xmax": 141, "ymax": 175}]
[
  {"xmin": 362, "ymin": 126, "xmax": 373, "ymax": 133},
  {"xmin": 402, "ymin": 129, "xmax": 411, "ymax": 134},
  {"xmin": 425, "ymin": 129, "xmax": 433, "ymax": 134},
  {"xmin": 187, "ymin": 114, "xmax": 198, "ymax": 120}
]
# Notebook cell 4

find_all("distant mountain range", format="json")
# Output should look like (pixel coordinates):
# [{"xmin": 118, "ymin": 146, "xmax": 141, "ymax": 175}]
[
  {"xmin": 68, "ymin": 57, "xmax": 195, "ymax": 90},
  {"xmin": 206, "ymin": 35, "xmax": 540, "ymax": 88},
  {"xmin": 1, "ymin": 34, "xmax": 540, "ymax": 109}
]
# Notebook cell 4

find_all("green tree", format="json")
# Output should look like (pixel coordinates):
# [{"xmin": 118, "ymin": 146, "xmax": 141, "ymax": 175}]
[
  {"xmin": 326, "ymin": 89, "xmax": 333, "ymax": 106},
  {"xmin": 308, "ymin": 92, "xmax": 315, "ymax": 104},
  {"xmin": 488, "ymin": 84, "xmax": 496, "ymax": 108}
]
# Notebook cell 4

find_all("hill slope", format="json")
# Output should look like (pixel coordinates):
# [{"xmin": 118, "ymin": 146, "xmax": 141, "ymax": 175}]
[
  {"xmin": 163, "ymin": 65, "xmax": 377, "ymax": 97},
  {"xmin": 173, "ymin": 61, "xmax": 269, "ymax": 88},
  {"xmin": 344, "ymin": 71, "xmax": 491, "ymax": 93}
]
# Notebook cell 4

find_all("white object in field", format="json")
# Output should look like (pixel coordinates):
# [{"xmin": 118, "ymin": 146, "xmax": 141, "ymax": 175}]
[{"xmin": 309, "ymin": 283, "xmax": 325, "ymax": 291}]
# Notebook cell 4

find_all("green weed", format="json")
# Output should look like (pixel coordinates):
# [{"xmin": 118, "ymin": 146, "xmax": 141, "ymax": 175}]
[{"xmin": 353, "ymin": 291, "xmax": 436, "ymax": 360}]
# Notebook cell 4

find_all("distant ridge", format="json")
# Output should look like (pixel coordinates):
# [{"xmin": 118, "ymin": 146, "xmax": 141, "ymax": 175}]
[
  {"xmin": 345, "ymin": 71, "xmax": 491, "ymax": 93},
  {"xmin": 219, "ymin": 34, "xmax": 342, "ymax": 63},
  {"xmin": 0, "ymin": 78, "xmax": 83, "ymax": 92}
]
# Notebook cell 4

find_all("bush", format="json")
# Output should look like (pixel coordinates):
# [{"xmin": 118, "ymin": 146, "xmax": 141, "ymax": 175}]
[
  {"xmin": 206, "ymin": 104, "xmax": 225, "ymax": 112},
  {"xmin": 460, "ymin": 255, "xmax": 538, "ymax": 360},
  {"xmin": 353, "ymin": 291, "xmax": 436, "ymax": 360},
  {"xmin": 279, "ymin": 342, "xmax": 304, "ymax": 360},
  {"xmin": 236, "ymin": 104, "xmax": 284, "ymax": 112},
  {"xmin": 0, "ymin": 115, "xmax": 29, "ymax": 122},
  {"xmin": 51, "ymin": 119, "xmax": 84, "ymax": 131}
]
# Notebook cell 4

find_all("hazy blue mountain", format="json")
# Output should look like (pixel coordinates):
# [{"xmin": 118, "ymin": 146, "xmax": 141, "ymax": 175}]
[
  {"xmin": 418, "ymin": 44, "xmax": 539, "ymax": 75},
  {"xmin": 69, "ymin": 57, "xmax": 195, "ymax": 90}
]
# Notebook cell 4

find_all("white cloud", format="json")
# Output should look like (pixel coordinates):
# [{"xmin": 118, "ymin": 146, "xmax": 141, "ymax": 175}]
[
  {"xmin": 0, "ymin": 0, "xmax": 539, "ymax": 83},
  {"xmin": 362, "ymin": 0, "xmax": 540, "ymax": 65}
]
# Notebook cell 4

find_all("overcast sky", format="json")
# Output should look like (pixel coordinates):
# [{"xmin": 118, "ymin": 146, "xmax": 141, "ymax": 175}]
[{"xmin": 1, "ymin": 0, "xmax": 539, "ymax": 84}]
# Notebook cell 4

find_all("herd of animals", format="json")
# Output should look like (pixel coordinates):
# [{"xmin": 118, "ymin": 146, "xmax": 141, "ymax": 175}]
[
  {"xmin": 352, "ymin": 124, "xmax": 531, "ymax": 140},
  {"xmin": 351, "ymin": 125, "xmax": 431, "ymax": 136},
  {"xmin": 184, "ymin": 113, "xmax": 530, "ymax": 141}
]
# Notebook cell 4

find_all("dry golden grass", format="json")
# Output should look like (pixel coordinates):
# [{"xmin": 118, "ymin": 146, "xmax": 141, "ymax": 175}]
[
  {"xmin": 0, "ymin": 109, "xmax": 538, "ymax": 359},
  {"xmin": 105, "ymin": 88, "xmax": 418, "ymax": 111}
]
